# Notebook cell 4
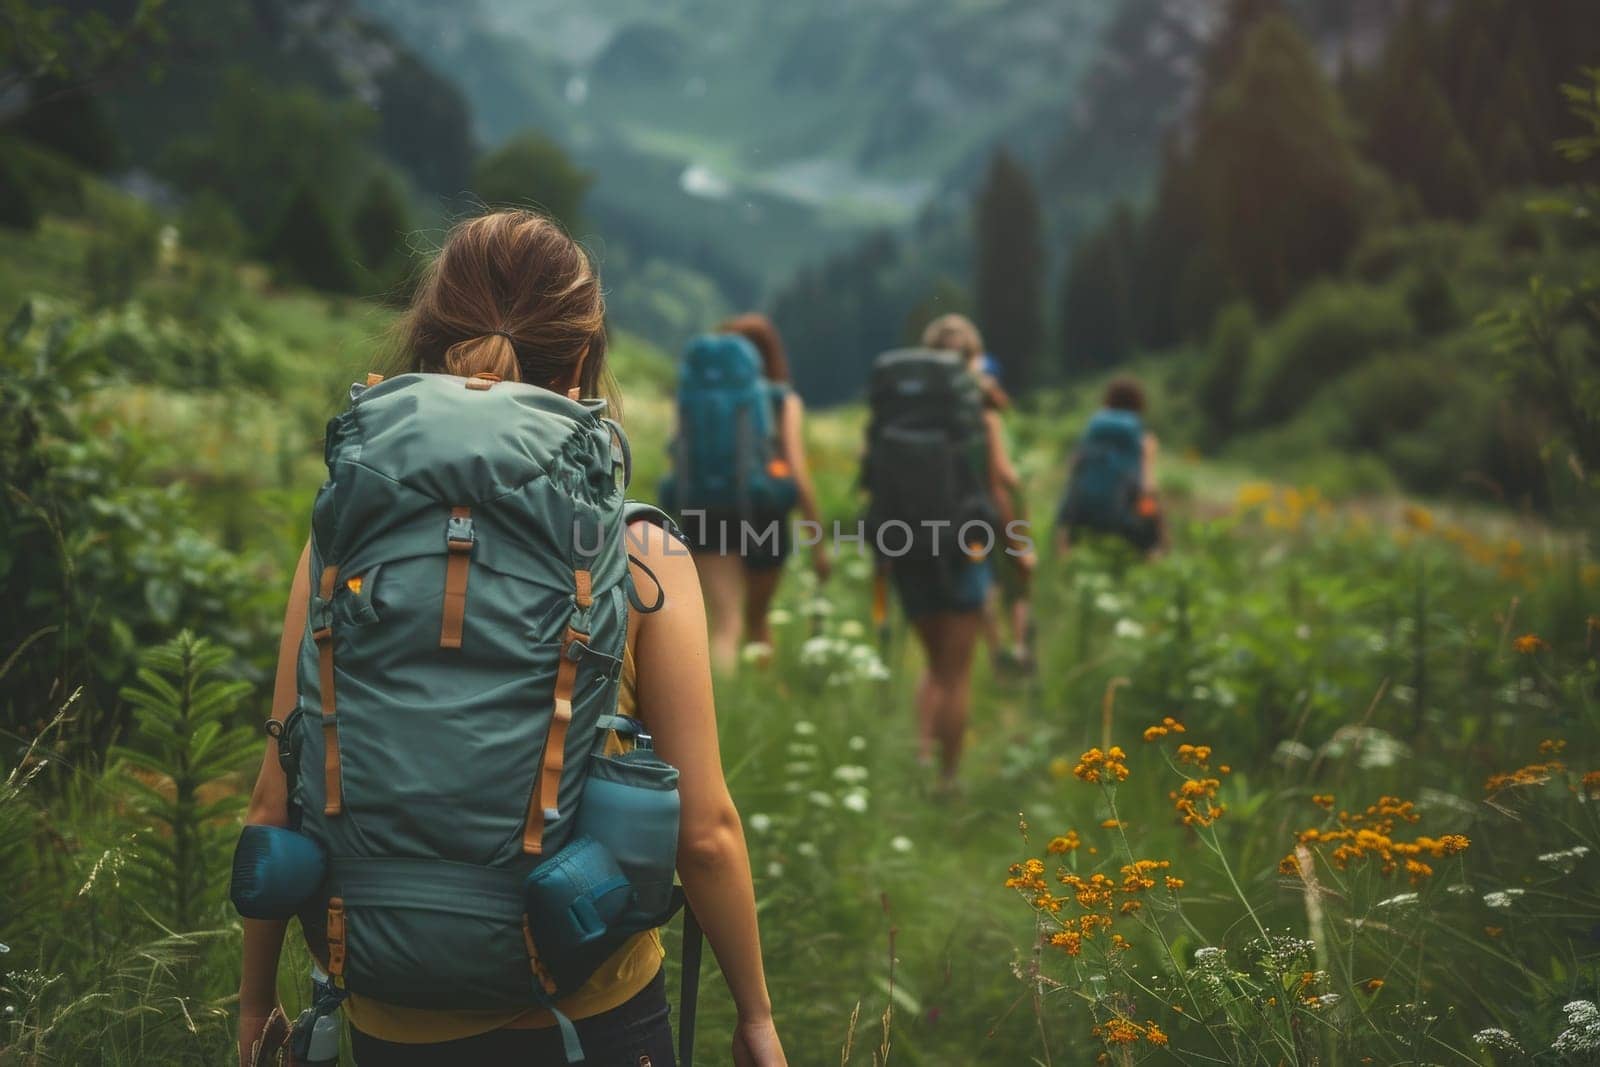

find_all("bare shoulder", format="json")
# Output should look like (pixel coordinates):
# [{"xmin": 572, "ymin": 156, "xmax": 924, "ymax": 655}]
[{"xmin": 626, "ymin": 518, "xmax": 700, "ymax": 593}]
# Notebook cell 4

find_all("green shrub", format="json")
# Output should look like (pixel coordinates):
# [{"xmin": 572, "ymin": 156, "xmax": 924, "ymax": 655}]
[
  {"xmin": 179, "ymin": 191, "xmax": 246, "ymax": 257},
  {"xmin": 82, "ymin": 196, "xmax": 160, "ymax": 309},
  {"xmin": 0, "ymin": 152, "xmax": 42, "ymax": 232},
  {"xmin": 1243, "ymin": 281, "xmax": 1414, "ymax": 426},
  {"xmin": 261, "ymin": 183, "xmax": 360, "ymax": 294},
  {"xmin": 1196, "ymin": 301, "xmax": 1256, "ymax": 441}
]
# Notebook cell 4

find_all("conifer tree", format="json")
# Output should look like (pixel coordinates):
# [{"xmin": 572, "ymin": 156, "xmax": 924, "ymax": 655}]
[
  {"xmin": 974, "ymin": 149, "xmax": 1045, "ymax": 392},
  {"xmin": 1059, "ymin": 205, "xmax": 1136, "ymax": 374},
  {"xmin": 1187, "ymin": 13, "xmax": 1368, "ymax": 312},
  {"xmin": 351, "ymin": 173, "xmax": 413, "ymax": 278}
]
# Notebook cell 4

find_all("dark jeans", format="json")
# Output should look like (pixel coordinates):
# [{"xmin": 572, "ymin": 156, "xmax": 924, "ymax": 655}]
[{"xmin": 350, "ymin": 969, "xmax": 674, "ymax": 1066}]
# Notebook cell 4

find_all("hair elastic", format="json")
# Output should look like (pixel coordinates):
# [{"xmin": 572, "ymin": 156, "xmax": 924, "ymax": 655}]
[{"xmin": 488, "ymin": 331, "xmax": 514, "ymax": 343}]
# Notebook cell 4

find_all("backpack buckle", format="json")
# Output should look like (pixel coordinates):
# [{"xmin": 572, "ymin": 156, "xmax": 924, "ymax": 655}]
[{"xmin": 446, "ymin": 513, "xmax": 475, "ymax": 551}]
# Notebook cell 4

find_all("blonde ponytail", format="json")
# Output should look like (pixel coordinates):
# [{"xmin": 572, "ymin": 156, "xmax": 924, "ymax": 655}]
[{"xmin": 444, "ymin": 333, "xmax": 522, "ymax": 382}]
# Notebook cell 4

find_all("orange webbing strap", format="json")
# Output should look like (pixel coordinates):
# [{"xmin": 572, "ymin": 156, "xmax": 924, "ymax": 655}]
[
  {"xmin": 574, "ymin": 568, "xmax": 592, "ymax": 610},
  {"xmin": 440, "ymin": 506, "xmax": 473, "ymax": 649},
  {"xmin": 365, "ymin": 372, "xmax": 384, "ymax": 386},
  {"xmin": 326, "ymin": 898, "xmax": 347, "ymax": 979},
  {"xmin": 314, "ymin": 565, "xmax": 342, "ymax": 816},
  {"xmin": 523, "ymin": 625, "xmax": 586, "ymax": 855},
  {"xmin": 521, "ymin": 917, "xmax": 559, "ymax": 997},
  {"xmin": 871, "ymin": 568, "xmax": 889, "ymax": 627}
]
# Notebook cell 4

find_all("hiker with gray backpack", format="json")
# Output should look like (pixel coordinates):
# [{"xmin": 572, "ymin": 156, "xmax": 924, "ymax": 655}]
[
  {"xmin": 234, "ymin": 211, "xmax": 786, "ymax": 1067},
  {"xmin": 1055, "ymin": 376, "xmax": 1165, "ymax": 558}
]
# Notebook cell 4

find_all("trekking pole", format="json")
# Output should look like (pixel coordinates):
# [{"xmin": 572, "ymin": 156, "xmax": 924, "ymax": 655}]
[{"xmin": 679, "ymin": 901, "xmax": 704, "ymax": 1067}]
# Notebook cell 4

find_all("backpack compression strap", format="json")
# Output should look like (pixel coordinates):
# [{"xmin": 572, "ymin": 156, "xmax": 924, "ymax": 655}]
[
  {"xmin": 522, "ymin": 568, "xmax": 593, "ymax": 856},
  {"xmin": 439, "ymin": 506, "xmax": 474, "ymax": 649},
  {"xmin": 311, "ymin": 565, "xmax": 343, "ymax": 816}
]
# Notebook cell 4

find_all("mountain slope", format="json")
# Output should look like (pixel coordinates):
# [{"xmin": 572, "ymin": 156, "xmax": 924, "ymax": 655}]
[{"xmin": 355, "ymin": 0, "xmax": 1116, "ymax": 290}]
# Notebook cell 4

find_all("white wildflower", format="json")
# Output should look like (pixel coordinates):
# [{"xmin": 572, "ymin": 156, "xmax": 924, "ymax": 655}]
[
  {"xmin": 807, "ymin": 790, "xmax": 834, "ymax": 809},
  {"xmin": 838, "ymin": 619, "xmax": 865, "ymax": 640},
  {"xmin": 1471, "ymin": 1028, "xmax": 1523, "ymax": 1054},
  {"xmin": 796, "ymin": 841, "xmax": 819, "ymax": 858},
  {"xmin": 848, "ymin": 735, "xmax": 867, "ymax": 752},
  {"xmin": 1272, "ymin": 740, "xmax": 1315, "ymax": 765},
  {"xmin": 1093, "ymin": 591, "xmax": 1124, "ymax": 614},
  {"xmin": 1375, "ymin": 892, "xmax": 1419, "ymax": 910},
  {"xmin": 793, "ymin": 720, "xmax": 817, "ymax": 736},
  {"xmin": 833, "ymin": 765, "xmax": 870, "ymax": 785},
  {"xmin": 766, "ymin": 861, "xmax": 784, "ymax": 878},
  {"xmin": 1314, "ymin": 993, "xmax": 1341, "ymax": 1009},
  {"xmin": 803, "ymin": 597, "xmax": 833, "ymax": 618},
  {"xmin": 890, "ymin": 835, "xmax": 913, "ymax": 853},
  {"xmin": 799, "ymin": 636, "xmax": 835, "ymax": 665},
  {"xmin": 840, "ymin": 789, "xmax": 869, "ymax": 814},
  {"xmin": 740, "ymin": 641, "xmax": 773, "ymax": 664},
  {"xmin": 1554, "ymin": 1000, "xmax": 1600, "ymax": 1057},
  {"xmin": 1537, "ymin": 846, "xmax": 1591, "ymax": 874},
  {"xmin": 1113, "ymin": 618, "xmax": 1146, "ymax": 640},
  {"xmin": 1482, "ymin": 889, "xmax": 1525, "ymax": 911},
  {"xmin": 767, "ymin": 608, "xmax": 793, "ymax": 627},
  {"xmin": 786, "ymin": 742, "xmax": 819, "ymax": 758},
  {"xmin": 747, "ymin": 813, "xmax": 772, "ymax": 833}
]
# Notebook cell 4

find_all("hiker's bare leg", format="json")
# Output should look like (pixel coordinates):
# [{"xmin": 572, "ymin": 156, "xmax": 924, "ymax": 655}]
[
  {"xmin": 931, "ymin": 611, "xmax": 981, "ymax": 783},
  {"xmin": 695, "ymin": 551, "xmax": 746, "ymax": 672},
  {"xmin": 911, "ymin": 615, "xmax": 943, "ymax": 765},
  {"xmin": 978, "ymin": 586, "xmax": 1003, "ymax": 663},
  {"xmin": 744, "ymin": 566, "xmax": 783, "ymax": 651}
]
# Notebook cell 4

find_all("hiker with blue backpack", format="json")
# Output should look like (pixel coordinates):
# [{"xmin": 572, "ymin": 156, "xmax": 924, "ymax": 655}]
[
  {"xmin": 861, "ymin": 314, "xmax": 1031, "ymax": 792},
  {"xmin": 235, "ymin": 211, "xmax": 787, "ymax": 1067},
  {"xmin": 1055, "ymin": 376, "xmax": 1165, "ymax": 557},
  {"xmin": 660, "ymin": 314, "xmax": 827, "ymax": 671}
]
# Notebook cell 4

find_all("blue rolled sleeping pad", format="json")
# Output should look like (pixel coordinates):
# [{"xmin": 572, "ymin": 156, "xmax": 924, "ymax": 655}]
[{"xmin": 230, "ymin": 824, "xmax": 329, "ymax": 920}]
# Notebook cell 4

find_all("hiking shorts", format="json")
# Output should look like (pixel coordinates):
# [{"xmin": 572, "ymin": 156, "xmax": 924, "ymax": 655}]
[
  {"xmin": 889, "ymin": 555, "xmax": 993, "ymax": 619},
  {"xmin": 350, "ymin": 968, "xmax": 673, "ymax": 1066},
  {"xmin": 679, "ymin": 509, "xmax": 791, "ymax": 571}
]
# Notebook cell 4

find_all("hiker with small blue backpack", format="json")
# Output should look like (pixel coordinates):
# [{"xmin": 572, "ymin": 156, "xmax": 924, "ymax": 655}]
[
  {"xmin": 235, "ymin": 212, "xmax": 786, "ymax": 1067},
  {"xmin": 660, "ymin": 314, "xmax": 827, "ymax": 671},
  {"xmin": 1055, "ymin": 376, "xmax": 1165, "ymax": 558}
]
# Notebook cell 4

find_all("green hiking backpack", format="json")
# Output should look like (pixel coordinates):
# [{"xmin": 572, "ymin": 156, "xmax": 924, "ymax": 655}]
[
  {"xmin": 659, "ymin": 333, "xmax": 797, "ymax": 518},
  {"xmin": 277, "ymin": 371, "xmax": 681, "ymax": 1059},
  {"xmin": 862, "ymin": 348, "xmax": 995, "ymax": 560}
]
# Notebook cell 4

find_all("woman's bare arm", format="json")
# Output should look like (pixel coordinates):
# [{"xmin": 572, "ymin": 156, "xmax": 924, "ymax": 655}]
[
  {"xmin": 779, "ymin": 392, "xmax": 828, "ymax": 579},
  {"xmin": 237, "ymin": 542, "xmax": 310, "ymax": 1065},
  {"xmin": 628, "ymin": 521, "xmax": 785, "ymax": 1065}
]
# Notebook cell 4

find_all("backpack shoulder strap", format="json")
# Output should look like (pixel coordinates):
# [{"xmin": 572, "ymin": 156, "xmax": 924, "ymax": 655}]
[{"xmin": 624, "ymin": 501, "xmax": 678, "ymax": 534}]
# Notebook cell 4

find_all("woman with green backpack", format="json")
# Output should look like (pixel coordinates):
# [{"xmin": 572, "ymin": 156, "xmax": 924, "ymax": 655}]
[{"xmin": 236, "ymin": 211, "xmax": 786, "ymax": 1067}]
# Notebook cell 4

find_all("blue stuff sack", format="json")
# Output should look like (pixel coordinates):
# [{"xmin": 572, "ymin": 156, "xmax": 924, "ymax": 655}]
[
  {"xmin": 575, "ymin": 749, "xmax": 680, "ymax": 925},
  {"xmin": 522, "ymin": 835, "xmax": 636, "ymax": 994},
  {"xmin": 229, "ymin": 824, "xmax": 328, "ymax": 920}
]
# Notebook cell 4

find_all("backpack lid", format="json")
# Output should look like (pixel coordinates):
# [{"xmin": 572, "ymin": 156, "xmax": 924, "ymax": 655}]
[
  {"xmin": 681, "ymin": 333, "xmax": 762, "ymax": 389},
  {"xmin": 1084, "ymin": 408, "xmax": 1144, "ymax": 452}
]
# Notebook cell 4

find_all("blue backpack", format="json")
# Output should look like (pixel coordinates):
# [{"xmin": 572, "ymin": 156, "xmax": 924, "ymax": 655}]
[
  {"xmin": 660, "ymin": 334, "xmax": 797, "ymax": 516},
  {"xmin": 1059, "ymin": 408, "xmax": 1145, "ymax": 537}
]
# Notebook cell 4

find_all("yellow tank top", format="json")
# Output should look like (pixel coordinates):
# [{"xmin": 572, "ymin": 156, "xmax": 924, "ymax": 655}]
[{"xmin": 342, "ymin": 644, "xmax": 665, "ymax": 1042}]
